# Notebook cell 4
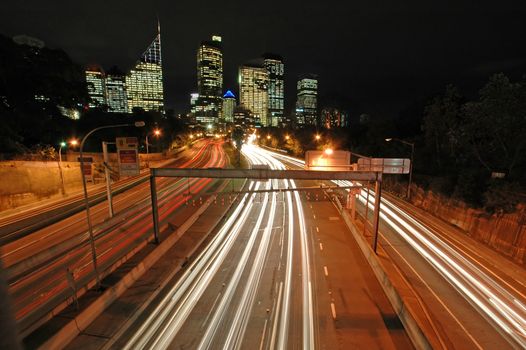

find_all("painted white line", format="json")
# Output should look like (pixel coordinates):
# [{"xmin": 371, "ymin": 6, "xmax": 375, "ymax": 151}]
[
  {"xmin": 259, "ymin": 318, "xmax": 269, "ymax": 350},
  {"xmin": 330, "ymin": 302, "xmax": 337, "ymax": 319},
  {"xmin": 324, "ymin": 266, "xmax": 329, "ymax": 277},
  {"xmin": 201, "ymin": 292, "xmax": 223, "ymax": 329},
  {"xmin": 313, "ymin": 214, "xmax": 316, "ymax": 219},
  {"xmin": 316, "ymin": 227, "xmax": 319, "ymax": 233},
  {"xmin": 319, "ymin": 243, "xmax": 323, "ymax": 251}
]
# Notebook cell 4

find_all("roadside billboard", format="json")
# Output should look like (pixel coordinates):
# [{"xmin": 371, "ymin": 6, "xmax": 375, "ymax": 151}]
[
  {"xmin": 116, "ymin": 137, "xmax": 140, "ymax": 176},
  {"xmin": 305, "ymin": 150, "xmax": 351, "ymax": 171}
]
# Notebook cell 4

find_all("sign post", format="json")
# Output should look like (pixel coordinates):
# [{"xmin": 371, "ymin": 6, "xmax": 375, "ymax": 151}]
[{"xmin": 116, "ymin": 137, "xmax": 140, "ymax": 177}]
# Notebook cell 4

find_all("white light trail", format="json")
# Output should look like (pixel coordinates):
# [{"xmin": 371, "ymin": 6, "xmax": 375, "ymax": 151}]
[{"xmin": 262, "ymin": 147, "xmax": 526, "ymax": 348}]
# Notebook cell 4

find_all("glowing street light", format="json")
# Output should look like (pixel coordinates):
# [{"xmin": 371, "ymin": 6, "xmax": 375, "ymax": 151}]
[
  {"xmin": 267, "ymin": 135, "xmax": 271, "ymax": 140},
  {"xmin": 57, "ymin": 141, "xmax": 68, "ymax": 195},
  {"xmin": 70, "ymin": 139, "xmax": 79, "ymax": 147},
  {"xmin": 285, "ymin": 135, "xmax": 290, "ymax": 140},
  {"xmin": 324, "ymin": 148, "xmax": 333, "ymax": 155},
  {"xmin": 146, "ymin": 128, "xmax": 162, "ymax": 165},
  {"xmin": 315, "ymin": 134, "xmax": 321, "ymax": 141}
]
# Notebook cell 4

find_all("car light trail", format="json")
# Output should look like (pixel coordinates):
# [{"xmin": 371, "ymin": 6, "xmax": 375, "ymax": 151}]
[{"xmin": 262, "ymin": 147, "xmax": 526, "ymax": 348}]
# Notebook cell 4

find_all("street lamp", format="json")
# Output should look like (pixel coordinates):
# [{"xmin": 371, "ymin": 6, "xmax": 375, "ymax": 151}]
[
  {"xmin": 145, "ymin": 128, "xmax": 162, "ymax": 168},
  {"xmin": 79, "ymin": 121, "xmax": 145, "ymax": 290},
  {"xmin": 315, "ymin": 134, "xmax": 321, "ymax": 141},
  {"xmin": 57, "ymin": 142, "xmax": 67, "ymax": 195},
  {"xmin": 285, "ymin": 135, "xmax": 290, "ymax": 140},
  {"xmin": 385, "ymin": 138, "xmax": 415, "ymax": 199}
]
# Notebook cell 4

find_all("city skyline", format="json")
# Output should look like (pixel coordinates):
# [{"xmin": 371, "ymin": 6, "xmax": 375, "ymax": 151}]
[{"xmin": 2, "ymin": 1, "xmax": 525, "ymax": 120}]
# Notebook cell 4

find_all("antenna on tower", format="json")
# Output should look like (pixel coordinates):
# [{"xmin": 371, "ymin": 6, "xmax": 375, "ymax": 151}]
[{"xmin": 156, "ymin": 14, "xmax": 161, "ymax": 34}]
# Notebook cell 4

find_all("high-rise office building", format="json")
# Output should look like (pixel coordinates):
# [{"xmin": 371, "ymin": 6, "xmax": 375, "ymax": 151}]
[
  {"xmin": 85, "ymin": 65, "xmax": 106, "ymax": 108},
  {"xmin": 126, "ymin": 25, "xmax": 164, "ymax": 113},
  {"xmin": 222, "ymin": 90, "xmax": 236, "ymax": 123},
  {"xmin": 105, "ymin": 68, "xmax": 128, "ymax": 113},
  {"xmin": 263, "ymin": 54, "xmax": 284, "ymax": 127},
  {"xmin": 295, "ymin": 74, "xmax": 318, "ymax": 127},
  {"xmin": 320, "ymin": 107, "xmax": 349, "ymax": 128},
  {"xmin": 239, "ymin": 61, "xmax": 269, "ymax": 127},
  {"xmin": 195, "ymin": 35, "xmax": 223, "ymax": 124}
]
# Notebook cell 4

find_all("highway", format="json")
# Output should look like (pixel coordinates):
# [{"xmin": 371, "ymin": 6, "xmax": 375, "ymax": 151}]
[
  {"xmin": 1, "ymin": 139, "xmax": 228, "ymax": 335},
  {"xmin": 119, "ymin": 142, "xmax": 410, "ymax": 349},
  {"xmin": 266, "ymin": 148, "xmax": 526, "ymax": 349}
]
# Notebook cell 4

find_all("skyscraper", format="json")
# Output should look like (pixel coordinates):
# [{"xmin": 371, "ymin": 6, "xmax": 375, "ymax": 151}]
[
  {"xmin": 126, "ymin": 25, "xmax": 164, "ymax": 113},
  {"xmin": 195, "ymin": 35, "xmax": 223, "ymax": 125},
  {"xmin": 222, "ymin": 90, "xmax": 236, "ymax": 123},
  {"xmin": 239, "ymin": 61, "xmax": 269, "ymax": 127},
  {"xmin": 105, "ymin": 67, "xmax": 128, "ymax": 113},
  {"xmin": 85, "ymin": 65, "xmax": 106, "ymax": 108},
  {"xmin": 295, "ymin": 74, "xmax": 318, "ymax": 127},
  {"xmin": 263, "ymin": 54, "xmax": 284, "ymax": 127},
  {"xmin": 320, "ymin": 107, "xmax": 349, "ymax": 128}
]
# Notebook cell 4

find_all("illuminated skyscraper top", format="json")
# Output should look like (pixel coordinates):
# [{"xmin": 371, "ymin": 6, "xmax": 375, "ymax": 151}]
[
  {"xmin": 239, "ymin": 61, "xmax": 269, "ymax": 127},
  {"xmin": 222, "ymin": 90, "xmax": 236, "ymax": 123},
  {"xmin": 296, "ymin": 74, "xmax": 318, "ymax": 127},
  {"xmin": 85, "ymin": 65, "xmax": 106, "ymax": 108},
  {"xmin": 195, "ymin": 35, "xmax": 223, "ymax": 124},
  {"xmin": 263, "ymin": 53, "xmax": 285, "ymax": 127},
  {"xmin": 126, "ymin": 23, "xmax": 164, "ymax": 113}
]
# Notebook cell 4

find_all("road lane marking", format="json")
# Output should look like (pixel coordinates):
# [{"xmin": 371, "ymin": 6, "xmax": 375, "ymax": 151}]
[
  {"xmin": 201, "ymin": 292, "xmax": 223, "ymax": 329},
  {"xmin": 270, "ymin": 281, "xmax": 284, "ymax": 349},
  {"xmin": 324, "ymin": 266, "xmax": 329, "ymax": 276},
  {"xmin": 316, "ymin": 227, "xmax": 319, "ymax": 233},
  {"xmin": 313, "ymin": 214, "xmax": 316, "ymax": 219},
  {"xmin": 259, "ymin": 318, "xmax": 269, "ymax": 350},
  {"xmin": 319, "ymin": 243, "xmax": 323, "ymax": 251}
]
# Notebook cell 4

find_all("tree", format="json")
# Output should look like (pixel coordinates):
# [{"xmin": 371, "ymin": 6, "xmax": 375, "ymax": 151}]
[
  {"xmin": 421, "ymin": 85, "xmax": 464, "ymax": 172},
  {"xmin": 462, "ymin": 73, "xmax": 526, "ymax": 180}
]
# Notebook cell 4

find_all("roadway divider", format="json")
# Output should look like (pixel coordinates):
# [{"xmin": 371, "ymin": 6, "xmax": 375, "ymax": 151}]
[
  {"xmin": 38, "ymin": 179, "xmax": 241, "ymax": 350},
  {"xmin": 330, "ymin": 194, "xmax": 437, "ymax": 350}
]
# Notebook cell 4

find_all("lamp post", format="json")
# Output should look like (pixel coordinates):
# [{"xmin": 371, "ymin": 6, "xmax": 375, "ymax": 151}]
[
  {"xmin": 145, "ymin": 129, "xmax": 161, "ymax": 168},
  {"xmin": 79, "ymin": 121, "xmax": 145, "ymax": 290},
  {"xmin": 58, "ymin": 142, "xmax": 67, "ymax": 195},
  {"xmin": 385, "ymin": 138, "xmax": 415, "ymax": 199}
]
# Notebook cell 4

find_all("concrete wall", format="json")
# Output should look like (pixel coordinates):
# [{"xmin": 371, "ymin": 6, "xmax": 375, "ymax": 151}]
[
  {"xmin": 63, "ymin": 152, "xmax": 164, "ymax": 164},
  {"xmin": 409, "ymin": 186, "xmax": 526, "ymax": 266},
  {"xmin": 0, "ymin": 161, "xmax": 83, "ymax": 211}
]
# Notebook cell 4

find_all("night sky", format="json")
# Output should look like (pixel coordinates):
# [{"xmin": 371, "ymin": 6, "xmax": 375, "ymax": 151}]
[{"xmin": 1, "ymin": 0, "xmax": 526, "ymax": 119}]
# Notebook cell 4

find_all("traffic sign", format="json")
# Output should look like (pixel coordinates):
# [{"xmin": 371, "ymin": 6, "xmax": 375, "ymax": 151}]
[
  {"xmin": 116, "ymin": 137, "xmax": 139, "ymax": 176},
  {"xmin": 305, "ymin": 150, "xmax": 351, "ymax": 171},
  {"xmin": 357, "ymin": 158, "xmax": 410, "ymax": 174}
]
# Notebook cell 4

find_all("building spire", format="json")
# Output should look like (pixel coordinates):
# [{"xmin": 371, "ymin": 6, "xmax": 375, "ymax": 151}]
[{"xmin": 157, "ymin": 15, "xmax": 161, "ymax": 35}]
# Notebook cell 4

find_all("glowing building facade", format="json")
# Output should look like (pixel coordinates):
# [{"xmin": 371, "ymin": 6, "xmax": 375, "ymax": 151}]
[
  {"xmin": 195, "ymin": 36, "xmax": 223, "ymax": 124},
  {"xmin": 126, "ymin": 27, "xmax": 164, "ymax": 113},
  {"xmin": 106, "ymin": 73, "xmax": 128, "ymax": 113},
  {"xmin": 85, "ymin": 66, "xmax": 106, "ymax": 108},
  {"xmin": 263, "ymin": 54, "xmax": 284, "ymax": 127},
  {"xmin": 295, "ymin": 74, "xmax": 318, "ymax": 126},
  {"xmin": 320, "ymin": 107, "xmax": 349, "ymax": 128},
  {"xmin": 239, "ymin": 62, "xmax": 269, "ymax": 127},
  {"xmin": 222, "ymin": 90, "xmax": 236, "ymax": 123}
]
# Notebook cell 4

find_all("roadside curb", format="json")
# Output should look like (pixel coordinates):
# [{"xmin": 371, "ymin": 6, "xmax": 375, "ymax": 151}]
[{"xmin": 331, "ymin": 195, "xmax": 434, "ymax": 350}]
